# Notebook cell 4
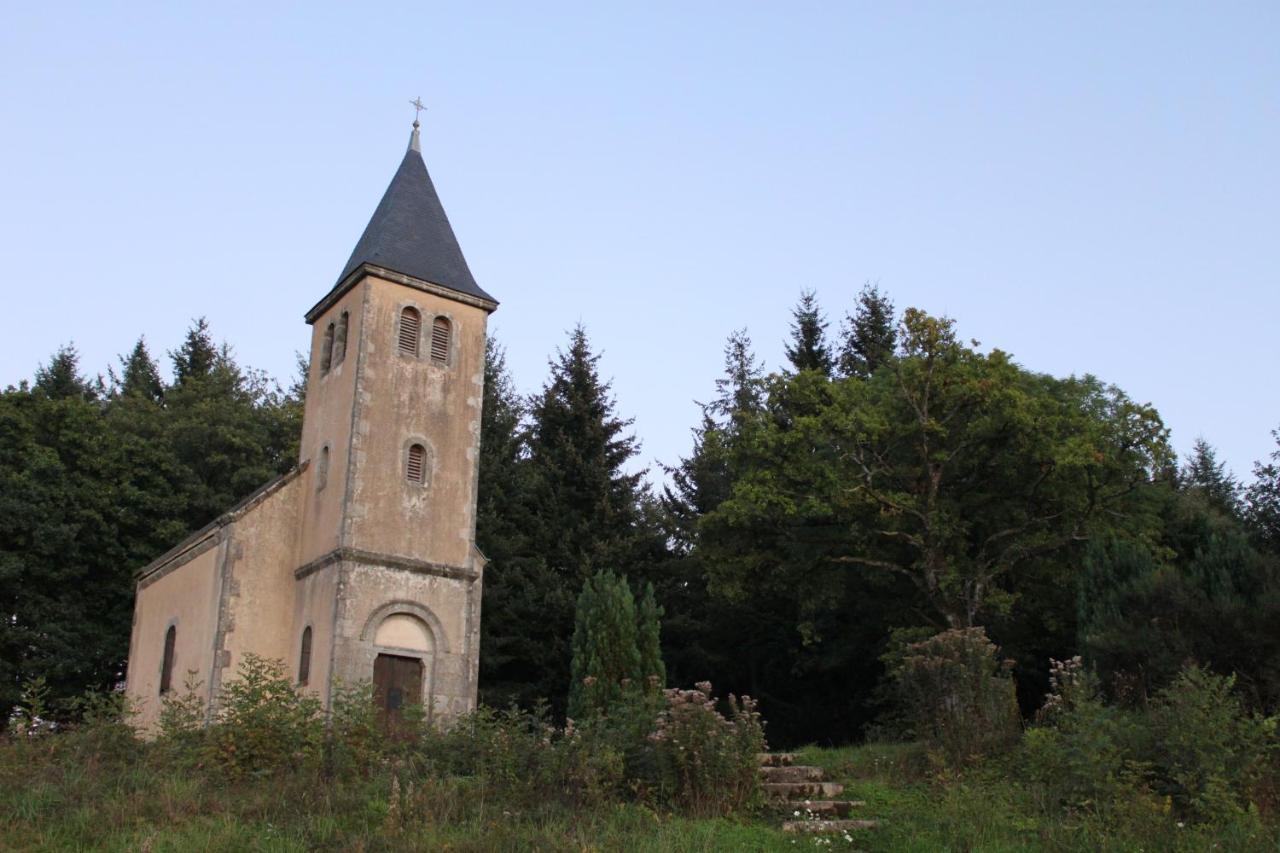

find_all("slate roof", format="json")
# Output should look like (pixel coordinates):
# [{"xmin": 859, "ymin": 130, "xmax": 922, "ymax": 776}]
[{"xmin": 335, "ymin": 128, "xmax": 494, "ymax": 304}]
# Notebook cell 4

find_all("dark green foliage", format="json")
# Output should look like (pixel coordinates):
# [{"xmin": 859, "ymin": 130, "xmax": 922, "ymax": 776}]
[
  {"xmin": 1079, "ymin": 496, "xmax": 1280, "ymax": 709},
  {"xmin": 837, "ymin": 281, "xmax": 897, "ymax": 378},
  {"xmin": 783, "ymin": 289, "xmax": 833, "ymax": 376},
  {"xmin": 889, "ymin": 628, "xmax": 1021, "ymax": 765},
  {"xmin": 0, "ymin": 320, "xmax": 303, "ymax": 719},
  {"xmin": 115, "ymin": 337, "xmax": 165, "ymax": 402},
  {"xmin": 635, "ymin": 581, "xmax": 666, "ymax": 691},
  {"xmin": 478, "ymin": 326, "xmax": 662, "ymax": 715},
  {"xmin": 1181, "ymin": 438, "xmax": 1241, "ymax": 518},
  {"xmin": 169, "ymin": 317, "xmax": 218, "ymax": 384},
  {"xmin": 527, "ymin": 325, "xmax": 648, "ymax": 583},
  {"xmin": 1023, "ymin": 659, "xmax": 1277, "ymax": 825},
  {"xmin": 567, "ymin": 570, "xmax": 665, "ymax": 720},
  {"xmin": 568, "ymin": 570, "xmax": 643, "ymax": 719},
  {"xmin": 1246, "ymin": 426, "xmax": 1280, "ymax": 554}
]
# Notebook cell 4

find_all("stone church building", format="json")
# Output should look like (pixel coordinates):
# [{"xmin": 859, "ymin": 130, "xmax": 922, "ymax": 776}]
[{"xmin": 125, "ymin": 121, "xmax": 496, "ymax": 729}]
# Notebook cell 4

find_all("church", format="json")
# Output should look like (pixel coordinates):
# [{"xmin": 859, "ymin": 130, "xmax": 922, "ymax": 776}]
[{"xmin": 124, "ymin": 118, "xmax": 495, "ymax": 729}]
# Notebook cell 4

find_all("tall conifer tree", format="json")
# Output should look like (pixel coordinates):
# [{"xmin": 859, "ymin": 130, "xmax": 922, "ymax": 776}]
[
  {"xmin": 838, "ymin": 282, "xmax": 897, "ymax": 378},
  {"xmin": 784, "ymin": 290, "xmax": 833, "ymax": 375}
]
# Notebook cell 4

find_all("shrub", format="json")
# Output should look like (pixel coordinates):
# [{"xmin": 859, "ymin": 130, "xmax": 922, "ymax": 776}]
[
  {"xmin": 568, "ymin": 570, "xmax": 664, "ymax": 721},
  {"xmin": 1020, "ymin": 657, "xmax": 1152, "ymax": 816},
  {"xmin": 323, "ymin": 681, "xmax": 388, "ymax": 778},
  {"xmin": 204, "ymin": 654, "xmax": 323, "ymax": 777},
  {"xmin": 648, "ymin": 682, "xmax": 765, "ymax": 816},
  {"xmin": 891, "ymin": 627, "xmax": 1021, "ymax": 765},
  {"xmin": 1142, "ymin": 665, "xmax": 1276, "ymax": 822}
]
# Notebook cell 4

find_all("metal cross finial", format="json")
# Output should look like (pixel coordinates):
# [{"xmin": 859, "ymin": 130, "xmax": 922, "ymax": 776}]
[{"xmin": 409, "ymin": 96, "xmax": 426, "ymax": 127}]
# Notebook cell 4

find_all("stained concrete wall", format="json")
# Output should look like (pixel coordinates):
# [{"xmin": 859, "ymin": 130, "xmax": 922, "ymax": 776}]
[
  {"xmin": 126, "ymin": 541, "xmax": 222, "ymax": 730},
  {"xmin": 297, "ymin": 284, "xmax": 366, "ymax": 568},
  {"xmin": 217, "ymin": 474, "xmax": 304, "ymax": 694},
  {"xmin": 292, "ymin": 564, "xmax": 339, "ymax": 700},
  {"xmin": 330, "ymin": 560, "xmax": 480, "ymax": 718},
  {"xmin": 127, "ymin": 267, "xmax": 490, "ymax": 729},
  {"xmin": 344, "ymin": 275, "xmax": 488, "ymax": 570}
]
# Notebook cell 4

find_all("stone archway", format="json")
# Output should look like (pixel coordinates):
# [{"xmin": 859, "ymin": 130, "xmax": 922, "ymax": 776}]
[{"xmin": 359, "ymin": 602, "xmax": 445, "ymax": 723}]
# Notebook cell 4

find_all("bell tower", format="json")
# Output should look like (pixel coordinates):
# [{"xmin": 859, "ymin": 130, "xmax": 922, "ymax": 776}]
[{"xmin": 293, "ymin": 117, "xmax": 498, "ymax": 719}]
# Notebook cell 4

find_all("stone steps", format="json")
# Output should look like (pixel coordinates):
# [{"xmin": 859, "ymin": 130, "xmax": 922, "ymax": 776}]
[
  {"xmin": 763, "ymin": 781, "xmax": 846, "ymax": 801},
  {"xmin": 783, "ymin": 799, "xmax": 865, "ymax": 817},
  {"xmin": 758, "ymin": 752, "xmax": 878, "ymax": 836},
  {"xmin": 782, "ymin": 819, "xmax": 880, "ymax": 834},
  {"xmin": 760, "ymin": 764, "xmax": 825, "ymax": 782}
]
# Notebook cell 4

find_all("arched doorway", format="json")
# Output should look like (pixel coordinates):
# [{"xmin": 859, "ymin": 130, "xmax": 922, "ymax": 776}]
[{"xmin": 371, "ymin": 612, "xmax": 433, "ymax": 729}]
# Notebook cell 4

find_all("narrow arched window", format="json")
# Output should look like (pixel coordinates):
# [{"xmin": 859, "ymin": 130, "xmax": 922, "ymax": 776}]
[
  {"xmin": 430, "ymin": 316, "xmax": 451, "ymax": 364},
  {"xmin": 321, "ymin": 322, "xmax": 335, "ymax": 374},
  {"xmin": 298, "ymin": 626, "xmax": 313, "ymax": 686},
  {"xmin": 406, "ymin": 443, "xmax": 426, "ymax": 485},
  {"xmin": 332, "ymin": 311, "xmax": 349, "ymax": 367},
  {"xmin": 317, "ymin": 445, "xmax": 330, "ymax": 491},
  {"xmin": 398, "ymin": 307, "xmax": 421, "ymax": 357},
  {"xmin": 160, "ymin": 624, "xmax": 176, "ymax": 695}
]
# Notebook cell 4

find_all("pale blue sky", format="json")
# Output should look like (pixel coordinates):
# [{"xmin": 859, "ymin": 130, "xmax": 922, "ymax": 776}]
[{"xmin": 2, "ymin": 3, "xmax": 1277, "ymax": 483}]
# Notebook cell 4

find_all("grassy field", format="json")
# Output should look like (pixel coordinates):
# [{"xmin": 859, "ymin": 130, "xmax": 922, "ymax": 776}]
[{"xmin": 4, "ymin": 737, "xmax": 1276, "ymax": 852}]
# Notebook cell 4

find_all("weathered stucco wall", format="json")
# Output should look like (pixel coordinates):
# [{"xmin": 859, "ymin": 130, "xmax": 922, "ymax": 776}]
[
  {"xmin": 292, "ymin": 564, "xmax": 339, "ymax": 702},
  {"xmin": 127, "ymin": 266, "xmax": 489, "ymax": 729},
  {"xmin": 297, "ymin": 283, "xmax": 367, "ymax": 569},
  {"xmin": 344, "ymin": 275, "xmax": 488, "ymax": 570},
  {"xmin": 126, "ymin": 543, "xmax": 222, "ymax": 730},
  {"xmin": 217, "ymin": 474, "xmax": 304, "ymax": 693},
  {"xmin": 330, "ymin": 560, "xmax": 480, "ymax": 718}
]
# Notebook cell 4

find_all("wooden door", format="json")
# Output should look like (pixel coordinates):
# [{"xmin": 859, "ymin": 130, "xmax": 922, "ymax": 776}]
[{"xmin": 373, "ymin": 653, "xmax": 423, "ymax": 730}]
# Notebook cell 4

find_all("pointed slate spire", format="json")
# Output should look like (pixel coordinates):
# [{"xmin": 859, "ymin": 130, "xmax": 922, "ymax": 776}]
[{"xmin": 336, "ymin": 123, "xmax": 493, "ymax": 304}]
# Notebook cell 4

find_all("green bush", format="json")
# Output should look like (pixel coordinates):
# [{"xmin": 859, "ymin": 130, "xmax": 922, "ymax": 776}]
[
  {"xmin": 204, "ymin": 654, "xmax": 323, "ymax": 777},
  {"xmin": 891, "ymin": 627, "xmax": 1021, "ymax": 765},
  {"xmin": 1022, "ymin": 658, "xmax": 1278, "ymax": 827},
  {"xmin": 1020, "ymin": 657, "xmax": 1153, "ymax": 816},
  {"xmin": 1143, "ymin": 665, "xmax": 1276, "ymax": 822}
]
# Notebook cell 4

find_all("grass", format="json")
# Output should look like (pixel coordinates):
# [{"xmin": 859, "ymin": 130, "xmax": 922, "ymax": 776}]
[
  {"xmin": 794, "ymin": 743, "xmax": 1278, "ymax": 852},
  {"xmin": 3, "ymin": 735, "xmax": 1276, "ymax": 851}
]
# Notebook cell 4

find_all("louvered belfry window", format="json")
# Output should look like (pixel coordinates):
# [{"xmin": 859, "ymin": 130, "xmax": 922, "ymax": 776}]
[
  {"xmin": 430, "ymin": 316, "xmax": 451, "ymax": 364},
  {"xmin": 321, "ymin": 322, "xmax": 335, "ymax": 374},
  {"xmin": 332, "ymin": 311, "xmax": 349, "ymax": 367},
  {"xmin": 406, "ymin": 443, "xmax": 426, "ymax": 485},
  {"xmin": 398, "ymin": 307, "xmax": 421, "ymax": 356}
]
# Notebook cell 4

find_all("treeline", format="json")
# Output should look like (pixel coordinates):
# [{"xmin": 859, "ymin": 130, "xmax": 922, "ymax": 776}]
[
  {"xmin": 476, "ymin": 285, "xmax": 1280, "ymax": 743},
  {"xmin": 0, "ymin": 321, "xmax": 301, "ymax": 719},
  {"xmin": 3, "ymin": 289, "xmax": 1279, "ymax": 745}
]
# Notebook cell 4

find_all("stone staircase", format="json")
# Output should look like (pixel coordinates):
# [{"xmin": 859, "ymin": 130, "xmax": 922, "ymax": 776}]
[{"xmin": 760, "ymin": 753, "xmax": 879, "ymax": 836}]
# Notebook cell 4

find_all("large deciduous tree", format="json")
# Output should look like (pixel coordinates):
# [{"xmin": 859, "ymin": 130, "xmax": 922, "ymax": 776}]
[{"xmin": 707, "ymin": 308, "xmax": 1171, "ymax": 630}]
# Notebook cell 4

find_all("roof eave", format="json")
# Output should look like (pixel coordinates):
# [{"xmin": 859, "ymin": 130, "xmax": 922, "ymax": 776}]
[{"xmin": 304, "ymin": 262, "xmax": 499, "ymax": 324}]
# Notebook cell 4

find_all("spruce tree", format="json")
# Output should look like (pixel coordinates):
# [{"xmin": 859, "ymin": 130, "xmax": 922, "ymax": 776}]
[
  {"xmin": 567, "ymin": 569, "xmax": 643, "ymax": 719},
  {"xmin": 838, "ymin": 281, "xmax": 897, "ymax": 378},
  {"xmin": 527, "ymin": 324, "xmax": 646, "ymax": 582},
  {"xmin": 635, "ymin": 580, "xmax": 666, "ymax": 689},
  {"xmin": 1180, "ymin": 438, "xmax": 1241, "ymax": 517},
  {"xmin": 476, "ymin": 336, "xmax": 548, "ymax": 708},
  {"xmin": 34, "ymin": 345, "xmax": 95, "ymax": 401},
  {"xmin": 170, "ymin": 317, "xmax": 218, "ymax": 384},
  {"xmin": 117, "ymin": 337, "xmax": 165, "ymax": 402},
  {"xmin": 784, "ymin": 290, "xmax": 833, "ymax": 375},
  {"xmin": 1246, "ymin": 426, "xmax": 1280, "ymax": 554}
]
